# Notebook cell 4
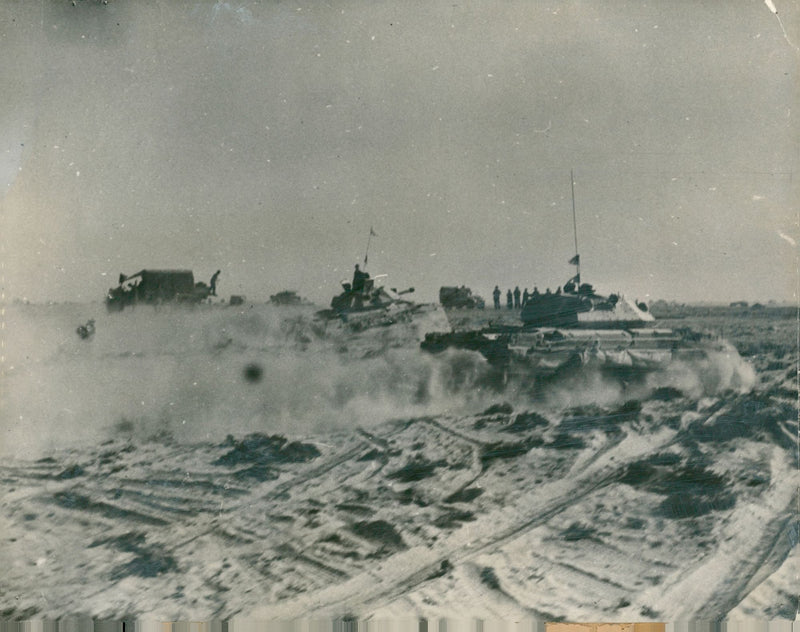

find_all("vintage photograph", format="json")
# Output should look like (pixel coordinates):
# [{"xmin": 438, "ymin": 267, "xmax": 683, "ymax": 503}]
[{"xmin": 1, "ymin": 0, "xmax": 797, "ymax": 623}]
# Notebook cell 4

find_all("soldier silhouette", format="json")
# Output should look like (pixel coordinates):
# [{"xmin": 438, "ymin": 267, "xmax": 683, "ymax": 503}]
[
  {"xmin": 352, "ymin": 264, "xmax": 369, "ymax": 293},
  {"xmin": 210, "ymin": 270, "xmax": 221, "ymax": 296}
]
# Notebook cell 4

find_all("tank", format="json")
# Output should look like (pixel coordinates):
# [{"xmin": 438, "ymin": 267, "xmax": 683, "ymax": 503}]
[
  {"xmin": 421, "ymin": 284, "xmax": 727, "ymax": 387},
  {"xmin": 315, "ymin": 269, "xmax": 447, "ymax": 333},
  {"xmin": 105, "ymin": 269, "xmax": 212, "ymax": 311},
  {"xmin": 420, "ymin": 172, "xmax": 735, "ymax": 385}
]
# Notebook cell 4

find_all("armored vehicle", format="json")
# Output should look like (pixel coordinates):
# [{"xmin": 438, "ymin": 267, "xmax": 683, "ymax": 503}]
[
  {"xmin": 439, "ymin": 286, "xmax": 486, "ymax": 309},
  {"xmin": 106, "ymin": 269, "xmax": 212, "ymax": 311},
  {"xmin": 315, "ymin": 268, "xmax": 449, "ymax": 334},
  {"xmin": 421, "ymin": 275, "xmax": 733, "ymax": 389},
  {"xmin": 319, "ymin": 275, "xmax": 413, "ymax": 320},
  {"xmin": 421, "ymin": 172, "xmax": 733, "ymax": 386},
  {"xmin": 270, "ymin": 290, "xmax": 303, "ymax": 306}
]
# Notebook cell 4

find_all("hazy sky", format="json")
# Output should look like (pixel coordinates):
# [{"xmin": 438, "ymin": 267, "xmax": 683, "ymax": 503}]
[{"xmin": 1, "ymin": 0, "xmax": 798, "ymax": 304}]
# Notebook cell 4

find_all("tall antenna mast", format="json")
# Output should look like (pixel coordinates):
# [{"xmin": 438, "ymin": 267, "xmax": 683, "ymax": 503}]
[
  {"xmin": 570, "ymin": 169, "xmax": 581, "ymax": 285},
  {"xmin": 363, "ymin": 226, "xmax": 376, "ymax": 268}
]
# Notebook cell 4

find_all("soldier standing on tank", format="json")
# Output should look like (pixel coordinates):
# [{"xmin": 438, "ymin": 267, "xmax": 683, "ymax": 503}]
[
  {"xmin": 352, "ymin": 264, "xmax": 370, "ymax": 308},
  {"xmin": 352, "ymin": 264, "xmax": 369, "ymax": 292},
  {"xmin": 493, "ymin": 285, "xmax": 501, "ymax": 309},
  {"xmin": 513, "ymin": 286, "xmax": 521, "ymax": 308},
  {"xmin": 210, "ymin": 270, "xmax": 221, "ymax": 296},
  {"xmin": 506, "ymin": 289, "xmax": 513, "ymax": 309},
  {"xmin": 522, "ymin": 288, "xmax": 530, "ymax": 306}
]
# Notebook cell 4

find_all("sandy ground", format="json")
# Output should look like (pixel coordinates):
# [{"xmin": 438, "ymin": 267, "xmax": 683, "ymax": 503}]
[{"xmin": 0, "ymin": 302, "xmax": 796, "ymax": 621}]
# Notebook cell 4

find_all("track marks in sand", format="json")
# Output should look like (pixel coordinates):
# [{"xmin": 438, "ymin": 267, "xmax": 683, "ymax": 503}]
[
  {"xmin": 3, "ymin": 383, "xmax": 796, "ymax": 620},
  {"xmin": 251, "ymin": 423, "xmax": 676, "ymax": 618},
  {"xmin": 635, "ymin": 445, "xmax": 798, "ymax": 620}
]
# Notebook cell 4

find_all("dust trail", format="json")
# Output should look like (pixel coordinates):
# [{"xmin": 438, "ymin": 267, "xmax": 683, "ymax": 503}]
[
  {"xmin": 0, "ymin": 302, "xmax": 758, "ymax": 459},
  {"xmin": 649, "ymin": 345, "xmax": 757, "ymax": 398},
  {"xmin": 0, "ymin": 303, "xmax": 500, "ymax": 458},
  {"xmin": 499, "ymin": 341, "xmax": 756, "ymax": 413}
]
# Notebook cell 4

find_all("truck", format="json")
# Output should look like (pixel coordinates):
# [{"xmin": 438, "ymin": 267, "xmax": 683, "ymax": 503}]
[
  {"xmin": 105, "ymin": 269, "xmax": 212, "ymax": 311},
  {"xmin": 438, "ymin": 286, "xmax": 486, "ymax": 309}
]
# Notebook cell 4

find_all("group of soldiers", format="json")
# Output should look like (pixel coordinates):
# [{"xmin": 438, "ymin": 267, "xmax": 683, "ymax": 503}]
[{"xmin": 492, "ymin": 284, "xmax": 568, "ymax": 310}]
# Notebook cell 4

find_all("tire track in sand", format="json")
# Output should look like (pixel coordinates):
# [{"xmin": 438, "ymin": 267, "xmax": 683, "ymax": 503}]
[{"xmin": 251, "ymin": 426, "xmax": 676, "ymax": 618}]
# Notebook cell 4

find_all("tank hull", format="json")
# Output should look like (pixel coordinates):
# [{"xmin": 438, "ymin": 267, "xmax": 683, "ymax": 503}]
[
  {"xmin": 422, "ymin": 325, "xmax": 726, "ymax": 383},
  {"xmin": 318, "ymin": 301, "xmax": 441, "ymax": 332}
]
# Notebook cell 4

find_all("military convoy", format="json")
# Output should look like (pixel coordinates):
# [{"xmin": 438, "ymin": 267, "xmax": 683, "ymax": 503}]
[
  {"xmin": 96, "ymin": 172, "xmax": 743, "ymax": 393},
  {"xmin": 99, "ymin": 262, "xmax": 731, "ymax": 393}
]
